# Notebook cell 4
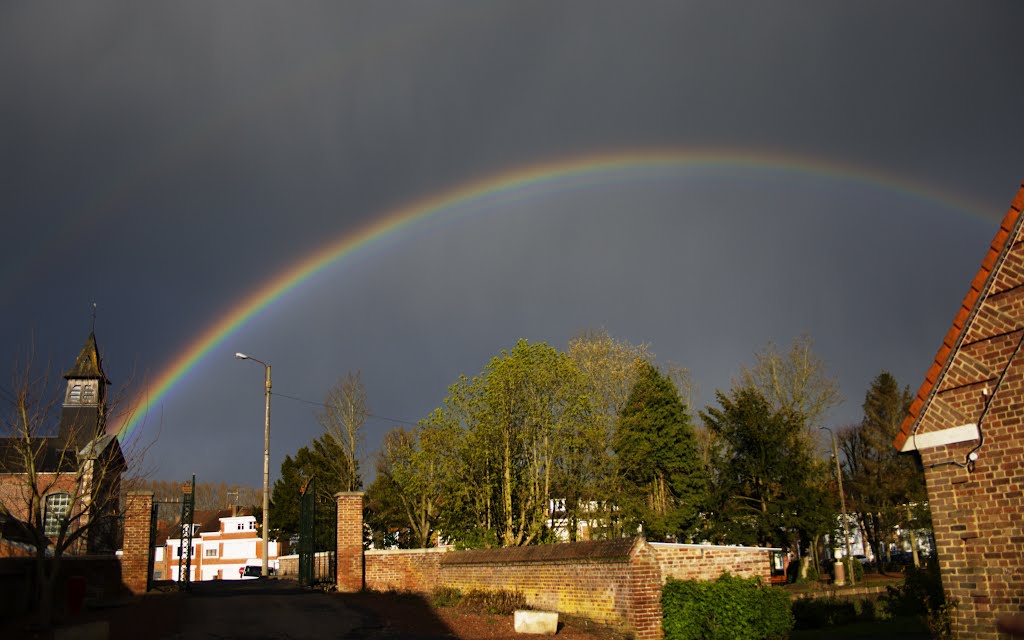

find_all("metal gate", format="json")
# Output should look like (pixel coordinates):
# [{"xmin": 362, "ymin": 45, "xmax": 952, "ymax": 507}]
[
  {"xmin": 298, "ymin": 477, "xmax": 336, "ymax": 588},
  {"xmin": 147, "ymin": 475, "xmax": 196, "ymax": 592}
]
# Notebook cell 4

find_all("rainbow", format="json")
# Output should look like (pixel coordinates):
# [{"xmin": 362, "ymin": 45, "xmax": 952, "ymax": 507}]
[{"xmin": 113, "ymin": 148, "xmax": 994, "ymax": 439}]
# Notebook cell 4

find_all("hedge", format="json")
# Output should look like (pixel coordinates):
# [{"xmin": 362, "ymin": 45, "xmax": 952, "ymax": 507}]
[{"xmin": 662, "ymin": 572, "xmax": 793, "ymax": 640}]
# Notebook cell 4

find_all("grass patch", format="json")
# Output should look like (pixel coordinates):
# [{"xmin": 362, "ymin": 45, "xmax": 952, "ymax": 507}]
[{"xmin": 790, "ymin": 615, "xmax": 930, "ymax": 639}]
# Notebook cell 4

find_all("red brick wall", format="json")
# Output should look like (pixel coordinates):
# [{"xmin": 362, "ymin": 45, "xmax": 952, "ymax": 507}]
[
  {"xmin": 360, "ymin": 538, "xmax": 772, "ymax": 640},
  {"xmin": 121, "ymin": 490, "xmax": 153, "ymax": 594},
  {"xmin": 919, "ymin": 423, "xmax": 1024, "ymax": 639},
  {"xmin": 649, "ymin": 543, "xmax": 774, "ymax": 583},
  {"xmin": 365, "ymin": 547, "xmax": 447, "ymax": 592},
  {"xmin": 440, "ymin": 551, "xmax": 636, "ymax": 631},
  {"xmin": 335, "ymin": 492, "xmax": 364, "ymax": 592},
  {"xmin": 910, "ymin": 220, "xmax": 1024, "ymax": 639}
]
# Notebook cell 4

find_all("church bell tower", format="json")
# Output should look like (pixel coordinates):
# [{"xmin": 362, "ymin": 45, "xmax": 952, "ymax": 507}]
[{"xmin": 60, "ymin": 332, "xmax": 110, "ymax": 451}]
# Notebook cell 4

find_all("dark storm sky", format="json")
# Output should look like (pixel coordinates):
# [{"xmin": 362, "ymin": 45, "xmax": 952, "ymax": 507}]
[{"xmin": 2, "ymin": 2, "xmax": 1023, "ymax": 487}]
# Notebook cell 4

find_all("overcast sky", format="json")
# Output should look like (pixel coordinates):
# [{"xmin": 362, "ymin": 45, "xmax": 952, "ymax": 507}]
[{"xmin": 2, "ymin": 2, "xmax": 1023, "ymax": 490}]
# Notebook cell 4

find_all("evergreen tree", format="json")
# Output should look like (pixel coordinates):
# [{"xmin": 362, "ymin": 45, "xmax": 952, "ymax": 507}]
[
  {"xmin": 701, "ymin": 386, "xmax": 831, "ymax": 550},
  {"xmin": 839, "ymin": 371, "xmax": 925, "ymax": 566},
  {"xmin": 269, "ymin": 433, "xmax": 356, "ymax": 543},
  {"xmin": 613, "ymin": 362, "xmax": 705, "ymax": 541}
]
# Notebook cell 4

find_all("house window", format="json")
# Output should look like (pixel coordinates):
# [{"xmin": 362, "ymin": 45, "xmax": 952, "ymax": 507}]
[
  {"xmin": 249, "ymin": 522, "xmax": 256, "ymax": 530},
  {"xmin": 44, "ymin": 493, "xmax": 71, "ymax": 537},
  {"xmin": 205, "ymin": 547, "xmax": 218, "ymax": 557},
  {"xmin": 237, "ymin": 523, "xmax": 244, "ymax": 531}
]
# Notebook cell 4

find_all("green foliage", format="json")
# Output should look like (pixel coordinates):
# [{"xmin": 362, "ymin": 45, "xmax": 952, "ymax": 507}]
[
  {"xmin": 791, "ymin": 596, "xmax": 887, "ymax": 629},
  {"xmin": 881, "ymin": 561, "xmax": 955, "ymax": 639},
  {"xmin": 701, "ymin": 387, "xmax": 831, "ymax": 548},
  {"xmin": 614, "ymin": 362, "xmax": 705, "ymax": 541},
  {"xmin": 367, "ymin": 334, "xmax": 708, "ymax": 548},
  {"xmin": 840, "ymin": 556, "xmax": 864, "ymax": 583},
  {"xmin": 839, "ymin": 371, "xmax": 926, "ymax": 565},
  {"xmin": 270, "ymin": 433, "xmax": 356, "ymax": 542},
  {"xmin": 662, "ymin": 573, "xmax": 793, "ymax": 640}
]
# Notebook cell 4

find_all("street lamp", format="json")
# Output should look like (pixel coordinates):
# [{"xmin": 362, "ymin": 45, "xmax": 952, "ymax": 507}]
[
  {"xmin": 235, "ymin": 352, "xmax": 272, "ymax": 578},
  {"xmin": 820, "ymin": 425, "xmax": 855, "ymax": 586}
]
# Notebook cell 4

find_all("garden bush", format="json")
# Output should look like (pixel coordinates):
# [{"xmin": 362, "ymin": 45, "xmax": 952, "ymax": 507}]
[
  {"xmin": 792, "ymin": 595, "xmax": 889, "ymax": 630},
  {"xmin": 881, "ymin": 561, "xmax": 955, "ymax": 639},
  {"xmin": 662, "ymin": 573, "xmax": 793, "ymax": 640}
]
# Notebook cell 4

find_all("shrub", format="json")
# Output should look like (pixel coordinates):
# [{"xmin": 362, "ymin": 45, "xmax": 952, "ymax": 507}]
[
  {"xmin": 881, "ymin": 561, "xmax": 954, "ymax": 639},
  {"xmin": 662, "ymin": 573, "xmax": 793, "ymax": 640},
  {"xmin": 431, "ymin": 586, "xmax": 463, "ymax": 608},
  {"xmin": 792, "ymin": 596, "xmax": 859, "ymax": 629}
]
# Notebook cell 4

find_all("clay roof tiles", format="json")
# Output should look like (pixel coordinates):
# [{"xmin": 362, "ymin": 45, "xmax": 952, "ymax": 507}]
[{"xmin": 894, "ymin": 183, "xmax": 1024, "ymax": 451}]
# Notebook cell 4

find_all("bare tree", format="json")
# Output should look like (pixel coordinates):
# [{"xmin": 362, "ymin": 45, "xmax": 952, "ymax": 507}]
[
  {"xmin": 0, "ymin": 346, "xmax": 151, "ymax": 628},
  {"xmin": 317, "ymin": 371, "xmax": 367, "ymax": 492},
  {"xmin": 739, "ymin": 333, "xmax": 842, "ymax": 440}
]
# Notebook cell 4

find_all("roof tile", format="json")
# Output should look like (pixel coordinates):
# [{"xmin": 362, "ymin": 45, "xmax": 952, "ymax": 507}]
[{"xmin": 894, "ymin": 183, "xmax": 1024, "ymax": 452}]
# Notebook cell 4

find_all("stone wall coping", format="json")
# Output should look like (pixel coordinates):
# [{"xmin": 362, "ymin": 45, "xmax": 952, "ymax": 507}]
[
  {"xmin": 126, "ymin": 490, "xmax": 155, "ymax": 497},
  {"xmin": 440, "ymin": 537, "xmax": 641, "ymax": 566},
  {"xmin": 648, "ymin": 542, "xmax": 781, "ymax": 552},
  {"xmin": 334, "ymin": 491, "xmax": 365, "ymax": 497},
  {"xmin": 366, "ymin": 546, "xmax": 453, "ymax": 556}
]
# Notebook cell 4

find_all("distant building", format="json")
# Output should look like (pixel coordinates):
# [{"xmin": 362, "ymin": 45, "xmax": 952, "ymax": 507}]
[
  {"xmin": 153, "ymin": 508, "xmax": 280, "ymax": 581},
  {"xmin": 0, "ymin": 331, "xmax": 125, "ymax": 556}
]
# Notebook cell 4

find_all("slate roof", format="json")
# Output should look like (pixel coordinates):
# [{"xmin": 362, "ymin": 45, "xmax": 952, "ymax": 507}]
[
  {"xmin": 894, "ymin": 183, "xmax": 1024, "ymax": 451},
  {"xmin": 64, "ymin": 332, "xmax": 109, "ymax": 381}
]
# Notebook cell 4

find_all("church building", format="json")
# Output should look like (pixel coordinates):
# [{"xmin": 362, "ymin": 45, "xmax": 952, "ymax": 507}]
[{"xmin": 0, "ymin": 331, "xmax": 125, "ymax": 556}]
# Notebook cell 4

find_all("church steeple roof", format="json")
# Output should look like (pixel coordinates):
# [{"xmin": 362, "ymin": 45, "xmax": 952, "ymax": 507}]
[{"xmin": 64, "ymin": 332, "xmax": 109, "ymax": 382}]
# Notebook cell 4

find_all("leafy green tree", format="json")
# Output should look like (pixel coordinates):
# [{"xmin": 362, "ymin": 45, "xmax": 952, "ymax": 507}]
[
  {"xmin": 701, "ymin": 386, "xmax": 831, "ymax": 550},
  {"xmin": 476, "ymin": 339, "xmax": 590, "ymax": 546},
  {"xmin": 839, "ymin": 371, "xmax": 925, "ymax": 566},
  {"xmin": 567, "ymin": 330, "xmax": 651, "ymax": 538},
  {"xmin": 613, "ymin": 362, "xmax": 705, "ymax": 541}
]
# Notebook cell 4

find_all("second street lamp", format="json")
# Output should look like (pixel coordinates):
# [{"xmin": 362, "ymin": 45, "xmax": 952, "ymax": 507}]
[
  {"xmin": 235, "ymin": 352, "xmax": 272, "ymax": 578},
  {"xmin": 820, "ymin": 425, "xmax": 855, "ymax": 586}
]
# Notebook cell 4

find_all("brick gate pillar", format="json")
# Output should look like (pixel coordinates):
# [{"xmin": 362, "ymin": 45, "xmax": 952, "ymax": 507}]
[
  {"xmin": 335, "ymin": 491, "xmax": 364, "ymax": 593},
  {"xmin": 122, "ymin": 490, "xmax": 154, "ymax": 594}
]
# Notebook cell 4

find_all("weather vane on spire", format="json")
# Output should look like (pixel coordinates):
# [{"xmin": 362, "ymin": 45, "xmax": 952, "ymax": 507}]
[{"xmin": 91, "ymin": 302, "xmax": 97, "ymax": 333}]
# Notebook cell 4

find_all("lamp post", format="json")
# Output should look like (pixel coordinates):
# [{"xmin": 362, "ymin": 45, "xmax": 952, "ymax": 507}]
[
  {"xmin": 235, "ymin": 352, "xmax": 271, "ymax": 578},
  {"xmin": 820, "ymin": 425, "xmax": 855, "ymax": 586}
]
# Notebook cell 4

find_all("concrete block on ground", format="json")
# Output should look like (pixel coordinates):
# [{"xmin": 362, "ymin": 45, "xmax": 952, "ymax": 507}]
[{"xmin": 514, "ymin": 610, "xmax": 558, "ymax": 635}]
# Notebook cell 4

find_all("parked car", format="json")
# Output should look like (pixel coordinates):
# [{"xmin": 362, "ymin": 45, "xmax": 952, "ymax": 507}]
[
  {"xmin": 890, "ymin": 551, "xmax": 914, "ymax": 565},
  {"xmin": 241, "ymin": 565, "xmax": 276, "ymax": 579}
]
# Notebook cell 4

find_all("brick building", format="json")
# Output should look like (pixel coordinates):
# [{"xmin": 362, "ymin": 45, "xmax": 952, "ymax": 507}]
[
  {"xmin": 0, "ymin": 331, "xmax": 125, "ymax": 556},
  {"xmin": 894, "ymin": 183, "xmax": 1024, "ymax": 639}
]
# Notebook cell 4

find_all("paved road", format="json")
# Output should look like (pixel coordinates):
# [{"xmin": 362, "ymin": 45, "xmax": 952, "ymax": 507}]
[{"xmin": 165, "ymin": 579, "xmax": 373, "ymax": 640}]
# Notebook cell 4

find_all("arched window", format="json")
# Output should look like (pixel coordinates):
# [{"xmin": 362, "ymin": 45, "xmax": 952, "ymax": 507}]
[
  {"xmin": 68, "ymin": 385, "xmax": 82, "ymax": 402},
  {"xmin": 44, "ymin": 493, "xmax": 71, "ymax": 537},
  {"xmin": 81, "ymin": 384, "xmax": 95, "ymax": 403}
]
